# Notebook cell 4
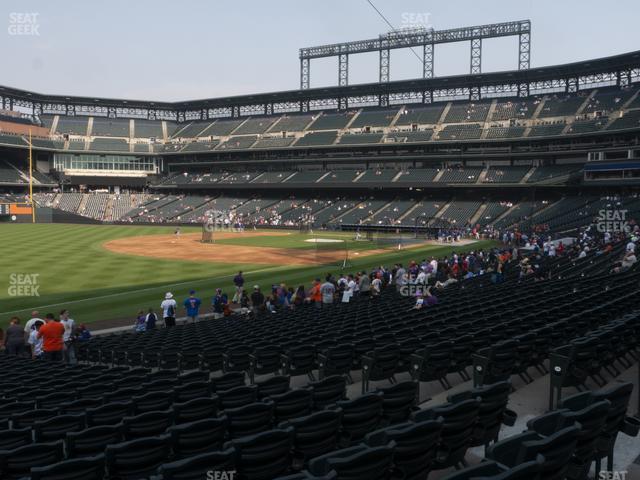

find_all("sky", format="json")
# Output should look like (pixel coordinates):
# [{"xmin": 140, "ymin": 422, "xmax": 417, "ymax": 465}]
[{"xmin": 1, "ymin": 0, "xmax": 638, "ymax": 102}]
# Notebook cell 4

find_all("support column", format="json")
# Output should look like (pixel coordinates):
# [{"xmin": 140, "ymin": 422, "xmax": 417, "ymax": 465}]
[
  {"xmin": 338, "ymin": 53, "xmax": 348, "ymax": 87},
  {"xmin": 300, "ymin": 58, "xmax": 310, "ymax": 90},
  {"xmin": 518, "ymin": 33, "xmax": 531, "ymax": 70},
  {"xmin": 423, "ymin": 43, "xmax": 434, "ymax": 79},
  {"xmin": 379, "ymin": 48, "xmax": 390, "ymax": 83},
  {"xmin": 470, "ymin": 38, "xmax": 482, "ymax": 74}
]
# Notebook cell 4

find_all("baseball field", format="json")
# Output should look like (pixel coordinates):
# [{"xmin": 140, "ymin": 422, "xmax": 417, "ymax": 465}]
[{"xmin": 0, "ymin": 223, "xmax": 495, "ymax": 330}]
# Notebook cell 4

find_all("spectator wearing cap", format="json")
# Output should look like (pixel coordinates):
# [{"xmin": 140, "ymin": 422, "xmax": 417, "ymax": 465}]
[
  {"xmin": 161, "ymin": 292, "xmax": 177, "ymax": 328},
  {"xmin": 232, "ymin": 271, "xmax": 245, "ymax": 303},
  {"xmin": 184, "ymin": 290, "xmax": 202, "ymax": 323},
  {"xmin": 212, "ymin": 288, "xmax": 227, "ymax": 319},
  {"xmin": 250, "ymin": 285, "xmax": 265, "ymax": 315}
]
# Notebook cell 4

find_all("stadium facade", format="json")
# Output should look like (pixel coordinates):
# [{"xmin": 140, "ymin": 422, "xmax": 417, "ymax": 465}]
[{"xmin": 0, "ymin": 47, "xmax": 640, "ymax": 232}]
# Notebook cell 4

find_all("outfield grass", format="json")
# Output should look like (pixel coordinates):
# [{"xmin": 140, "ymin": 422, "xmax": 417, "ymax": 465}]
[{"xmin": 0, "ymin": 223, "xmax": 496, "ymax": 329}]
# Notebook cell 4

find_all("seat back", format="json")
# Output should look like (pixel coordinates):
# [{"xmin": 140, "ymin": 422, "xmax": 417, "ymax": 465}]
[
  {"xmin": 280, "ymin": 409, "xmax": 343, "ymax": 462},
  {"xmin": 168, "ymin": 416, "xmax": 229, "ymax": 458},
  {"xmin": 308, "ymin": 443, "xmax": 395, "ymax": 480},
  {"xmin": 256, "ymin": 375, "xmax": 290, "ymax": 399},
  {"xmin": 0, "ymin": 440, "xmax": 65, "ymax": 480},
  {"xmin": 29, "ymin": 454, "xmax": 106, "ymax": 480},
  {"xmin": 0, "ymin": 427, "xmax": 32, "ymax": 450},
  {"xmin": 365, "ymin": 419, "xmax": 443, "ymax": 479},
  {"xmin": 156, "ymin": 448, "xmax": 236, "ymax": 480},
  {"xmin": 121, "ymin": 408, "xmax": 176, "ymax": 439},
  {"xmin": 173, "ymin": 397, "xmax": 219, "ymax": 423},
  {"xmin": 270, "ymin": 388, "xmax": 314, "ymax": 423},
  {"xmin": 226, "ymin": 401, "xmax": 274, "ymax": 438},
  {"xmin": 334, "ymin": 393, "xmax": 384, "ymax": 443},
  {"xmin": 308, "ymin": 376, "xmax": 347, "ymax": 410},
  {"xmin": 66, "ymin": 425, "xmax": 124, "ymax": 458},
  {"xmin": 86, "ymin": 401, "xmax": 135, "ymax": 426},
  {"xmin": 376, "ymin": 381, "xmax": 418, "ymax": 423},
  {"xmin": 225, "ymin": 427, "xmax": 294, "ymax": 480},
  {"xmin": 218, "ymin": 385, "xmax": 259, "ymax": 409},
  {"xmin": 105, "ymin": 433, "xmax": 173, "ymax": 480},
  {"xmin": 33, "ymin": 413, "xmax": 86, "ymax": 442}
]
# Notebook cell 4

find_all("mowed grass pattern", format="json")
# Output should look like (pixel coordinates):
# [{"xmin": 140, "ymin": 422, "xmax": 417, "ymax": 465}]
[{"xmin": 0, "ymin": 224, "xmax": 496, "ymax": 329}]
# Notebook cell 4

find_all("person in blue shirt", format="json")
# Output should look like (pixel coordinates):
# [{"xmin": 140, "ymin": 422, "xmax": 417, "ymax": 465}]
[{"xmin": 183, "ymin": 290, "xmax": 202, "ymax": 323}]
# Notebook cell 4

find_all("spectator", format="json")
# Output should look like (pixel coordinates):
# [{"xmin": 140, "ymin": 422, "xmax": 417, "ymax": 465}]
[
  {"xmin": 161, "ymin": 292, "xmax": 177, "ymax": 328},
  {"xmin": 358, "ymin": 271, "xmax": 371, "ymax": 297},
  {"xmin": 28, "ymin": 320, "xmax": 44, "ymax": 359},
  {"xmin": 212, "ymin": 288, "xmax": 227, "ymax": 319},
  {"xmin": 250, "ymin": 285, "xmax": 265, "ymax": 314},
  {"xmin": 145, "ymin": 308, "xmax": 158, "ymax": 330},
  {"xmin": 4, "ymin": 317, "xmax": 25, "ymax": 356},
  {"xmin": 24, "ymin": 310, "xmax": 43, "ymax": 338},
  {"xmin": 135, "ymin": 310, "xmax": 146, "ymax": 332},
  {"xmin": 320, "ymin": 276, "xmax": 336, "ymax": 305},
  {"xmin": 184, "ymin": 290, "xmax": 202, "ymax": 322},
  {"xmin": 37, "ymin": 313, "xmax": 65, "ymax": 362},
  {"xmin": 435, "ymin": 273, "xmax": 458, "ymax": 290},
  {"xmin": 308, "ymin": 278, "xmax": 322, "ymax": 308},
  {"xmin": 77, "ymin": 323, "xmax": 91, "ymax": 341},
  {"xmin": 60, "ymin": 309, "xmax": 76, "ymax": 364},
  {"xmin": 233, "ymin": 271, "xmax": 245, "ymax": 303}
]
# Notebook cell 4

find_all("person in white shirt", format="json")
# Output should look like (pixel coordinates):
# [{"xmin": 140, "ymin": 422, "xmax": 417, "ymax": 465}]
[
  {"xmin": 28, "ymin": 321, "xmax": 44, "ymax": 359},
  {"xmin": 24, "ymin": 311, "xmax": 43, "ymax": 335},
  {"xmin": 626, "ymin": 241, "xmax": 636, "ymax": 253},
  {"xmin": 371, "ymin": 277, "xmax": 382, "ymax": 297},
  {"xmin": 60, "ymin": 309, "xmax": 76, "ymax": 364},
  {"xmin": 161, "ymin": 292, "xmax": 178, "ymax": 328}
]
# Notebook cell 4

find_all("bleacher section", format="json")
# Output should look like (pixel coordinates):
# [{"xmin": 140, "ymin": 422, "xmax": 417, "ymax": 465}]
[
  {"xmin": 54, "ymin": 116, "xmax": 88, "ymax": 135},
  {"xmin": 438, "ymin": 166, "xmax": 483, "ymax": 183},
  {"xmin": 294, "ymin": 131, "xmax": 338, "ymax": 146},
  {"xmin": 218, "ymin": 135, "xmax": 258, "ymax": 150},
  {"xmin": 395, "ymin": 104, "xmax": 445, "ymax": 125},
  {"xmin": 134, "ymin": 120, "xmax": 164, "ymax": 139},
  {"xmin": 437, "ymin": 124, "xmax": 482, "ymax": 140},
  {"xmin": 444, "ymin": 102, "xmax": 491, "ymax": 123},
  {"xmin": 268, "ymin": 114, "xmax": 314, "ymax": 132},
  {"xmin": 491, "ymin": 98, "xmax": 538, "ymax": 120},
  {"xmin": 385, "ymin": 130, "xmax": 434, "ymax": 142},
  {"xmin": 92, "ymin": 118, "xmax": 130, "ymax": 137},
  {"xmin": 89, "ymin": 138, "xmax": 130, "ymax": 152},
  {"xmin": 537, "ymin": 95, "xmax": 585, "ymax": 118},
  {"xmin": 217, "ymin": 136, "xmax": 258, "ymax": 150},
  {"xmin": 349, "ymin": 108, "xmax": 398, "ymax": 128},
  {"xmin": 337, "ymin": 133, "xmax": 384, "ymax": 144},
  {"xmin": 394, "ymin": 169, "xmax": 438, "ymax": 183},
  {"xmin": 232, "ymin": 118, "xmax": 278, "ymax": 135},
  {"xmin": 483, "ymin": 166, "xmax": 530, "ymax": 183},
  {"xmin": 526, "ymin": 164, "xmax": 582, "ymax": 183},
  {"xmin": 307, "ymin": 112, "xmax": 355, "ymax": 130},
  {"xmin": 252, "ymin": 137, "xmax": 296, "ymax": 149},
  {"xmin": 528, "ymin": 123, "xmax": 566, "ymax": 137}
]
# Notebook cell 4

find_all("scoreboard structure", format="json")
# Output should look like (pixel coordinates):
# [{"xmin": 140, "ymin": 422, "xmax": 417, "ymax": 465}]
[{"xmin": 0, "ymin": 203, "xmax": 34, "ymax": 222}]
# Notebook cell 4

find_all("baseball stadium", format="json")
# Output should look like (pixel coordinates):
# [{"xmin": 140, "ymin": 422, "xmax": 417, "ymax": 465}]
[{"xmin": 0, "ymin": 2, "xmax": 639, "ymax": 479}]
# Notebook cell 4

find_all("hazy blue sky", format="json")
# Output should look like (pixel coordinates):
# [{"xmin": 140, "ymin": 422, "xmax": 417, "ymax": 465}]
[{"xmin": 1, "ymin": 0, "xmax": 638, "ymax": 101}]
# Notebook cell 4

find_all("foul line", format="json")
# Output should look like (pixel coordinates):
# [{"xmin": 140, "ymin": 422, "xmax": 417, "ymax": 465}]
[{"xmin": 0, "ymin": 265, "xmax": 284, "ymax": 315}]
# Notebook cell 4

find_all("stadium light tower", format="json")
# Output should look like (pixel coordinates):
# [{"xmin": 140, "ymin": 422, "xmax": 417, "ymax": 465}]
[{"xmin": 299, "ymin": 20, "xmax": 531, "ymax": 89}]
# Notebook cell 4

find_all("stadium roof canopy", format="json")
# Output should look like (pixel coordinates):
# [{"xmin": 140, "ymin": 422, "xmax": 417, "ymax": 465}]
[{"xmin": 1, "ymin": 50, "xmax": 639, "ymax": 121}]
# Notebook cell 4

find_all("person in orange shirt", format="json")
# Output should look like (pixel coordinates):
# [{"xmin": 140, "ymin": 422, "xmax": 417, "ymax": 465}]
[
  {"xmin": 308, "ymin": 279, "xmax": 322, "ymax": 308},
  {"xmin": 37, "ymin": 313, "xmax": 65, "ymax": 362}
]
